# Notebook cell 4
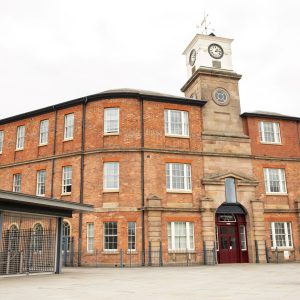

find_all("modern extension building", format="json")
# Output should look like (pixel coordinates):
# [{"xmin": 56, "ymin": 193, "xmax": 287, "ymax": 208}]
[{"xmin": 0, "ymin": 32, "xmax": 299, "ymax": 267}]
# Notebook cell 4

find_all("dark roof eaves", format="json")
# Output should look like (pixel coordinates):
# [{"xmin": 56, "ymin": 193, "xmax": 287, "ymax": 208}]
[
  {"xmin": 0, "ymin": 92, "xmax": 206, "ymax": 125},
  {"xmin": 241, "ymin": 112, "xmax": 300, "ymax": 122}
]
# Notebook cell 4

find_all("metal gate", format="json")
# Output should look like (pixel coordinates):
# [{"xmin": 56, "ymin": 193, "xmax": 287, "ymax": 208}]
[{"xmin": 0, "ymin": 212, "xmax": 57, "ymax": 276}]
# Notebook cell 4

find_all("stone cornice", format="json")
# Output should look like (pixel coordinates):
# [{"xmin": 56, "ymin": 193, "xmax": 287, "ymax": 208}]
[{"xmin": 181, "ymin": 67, "xmax": 242, "ymax": 93}]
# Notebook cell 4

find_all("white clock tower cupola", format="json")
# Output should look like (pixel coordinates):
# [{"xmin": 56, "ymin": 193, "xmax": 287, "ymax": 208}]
[{"xmin": 183, "ymin": 33, "xmax": 234, "ymax": 78}]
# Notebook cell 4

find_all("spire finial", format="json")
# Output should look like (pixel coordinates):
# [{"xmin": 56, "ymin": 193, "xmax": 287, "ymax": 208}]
[{"xmin": 196, "ymin": 12, "xmax": 215, "ymax": 35}]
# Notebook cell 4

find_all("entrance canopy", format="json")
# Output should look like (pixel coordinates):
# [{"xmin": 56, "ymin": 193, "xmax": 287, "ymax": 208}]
[
  {"xmin": 216, "ymin": 203, "xmax": 246, "ymax": 215},
  {"xmin": 0, "ymin": 190, "xmax": 93, "ymax": 217}
]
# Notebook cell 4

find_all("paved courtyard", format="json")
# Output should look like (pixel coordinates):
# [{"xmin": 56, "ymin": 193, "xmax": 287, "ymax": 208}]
[{"xmin": 0, "ymin": 264, "xmax": 300, "ymax": 300}]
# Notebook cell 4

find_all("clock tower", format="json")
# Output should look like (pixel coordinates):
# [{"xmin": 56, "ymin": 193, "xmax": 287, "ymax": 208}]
[
  {"xmin": 181, "ymin": 33, "xmax": 249, "ymax": 151},
  {"xmin": 181, "ymin": 33, "xmax": 265, "ymax": 263}
]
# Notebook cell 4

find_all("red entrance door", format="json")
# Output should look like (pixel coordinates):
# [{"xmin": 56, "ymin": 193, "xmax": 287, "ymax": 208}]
[{"xmin": 218, "ymin": 225, "xmax": 238, "ymax": 263}]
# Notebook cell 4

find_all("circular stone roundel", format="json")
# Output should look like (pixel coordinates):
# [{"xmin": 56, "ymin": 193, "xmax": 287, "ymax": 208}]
[{"xmin": 212, "ymin": 88, "xmax": 230, "ymax": 106}]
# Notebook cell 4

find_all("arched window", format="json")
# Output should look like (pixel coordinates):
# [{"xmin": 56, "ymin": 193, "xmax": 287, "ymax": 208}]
[
  {"xmin": 33, "ymin": 223, "xmax": 43, "ymax": 252},
  {"xmin": 225, "ymin": 177, "xmax": 237, "ymax": 203},
  {"xmin": 8, "ymin": 224, "xmax": 19, "ymax": 251},
  {"xmin": 63, "ymin": 221, "xmax": 71, "ymax": 252}
]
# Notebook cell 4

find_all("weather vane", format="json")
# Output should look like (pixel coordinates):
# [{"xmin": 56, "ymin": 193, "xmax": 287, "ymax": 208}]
[{"xmin": 197, "ymin": 12, "xmax": 215, "ymax": 35}]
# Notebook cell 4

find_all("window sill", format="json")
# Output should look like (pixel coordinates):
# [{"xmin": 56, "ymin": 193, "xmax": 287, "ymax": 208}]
[
  {"xmin": 265, "ymin": 193, "xmax": 288, "ymax": 196},
  {"xmin": 167, "ymin": 190, "xmax": 192, "ymax": 194},
  {"xmin": 260, "ymin": 142, "xmax": 282, "ymax": 145},
  {"xmin": 103, "ymin": 189, "xmax": 119, "ymax": 193},
  {"xmin": 168, "ymin": 250, "xmax": 195, "ymax": 254},
  {"xmin": 102, "ymin": 250, "xmax": 119, "ymax": 255},
  {"xmin": 63, "ymin": 138, "xmax": 74, "ymax": 142},
  {"xmin": 15, "ymin": 148, "xmax": 24, "ymax": 152},
  {"xmin": 165, "ymin": 134, "xmax": 190, "ymax": 139},
  {"xmin": 271, "ymin": 247, "xmax": 294, "ymax": 251},
  {"xmin": 127, "ymin": 250, "xmax": 137, "ymax": 254},
  {"xmin": 61, "ymin": 192, "xmax": 72, "ymax": 196},
  {"xmin": 36, "ymin": 194, "xmax": 45, "ymax": 197},
  {"xmin": 104, "ymin": 132, "xmax": 119, "ymax": 136},
  {"xmin": 38, "ymin": 143, "xmax": 48, "ymax": 147}
]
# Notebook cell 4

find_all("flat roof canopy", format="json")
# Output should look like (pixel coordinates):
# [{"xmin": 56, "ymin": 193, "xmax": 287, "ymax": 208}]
[{"xmin": 0, "ymin": 190, "xmax": 93, "ymax": 218}]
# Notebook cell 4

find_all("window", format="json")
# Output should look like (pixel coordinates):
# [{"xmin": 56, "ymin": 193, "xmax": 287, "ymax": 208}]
[
  {"xmin": 104, "ymin": 222, "xmax": 118, "ymax": 251},
  {"xmin": 63, "ymin": 221, "xmax": 71, "ymax": 252},
  {"xmin": 103, "ymin": 162, "xmax": 119, "ymax": 190},
  {"xmin": 0, "ymin": 131, "xmax": 4, "ymax": 153},
  {"xmin": 225, "ymin": 177, "xmax": 237, "ymax": 203},
  {"xmin": 164, "ymin": 110, "xmax": 189, "ymax": 137},
  {"xmin": 104, "ymin": 108, "xmax": 119, "ymax": 134},
  {"xmin": 13, "ymin": 174, "xmax": 22, "ymax": 193},
  {"xmin": 167, "ymin": 222, "xmax": 194, "ymax": 251},
  {"xmin": 16, "ymin": 125, "xmax": 25, "ymax": 150},
  {"xmin": 128, "ymin": 222, "xmax": 136, "ymax": 251},
  {"xmin": 87, "ymin": 223, "xmax": 94, "ymax": 253},
  {"xmin": 239, "ymin": 225, "xmax": 247, "ymax": 251},
  {"xmin": 8, "ymin": 224, "xmax": 19, "ymax": 251},
  {"xmin": 264, "ymin": 168, "xmax": 287, "ymax": 194},
  {"xmin": 36, "ymin": 170, "xmax": 46, "ymax": 196},
  {"xmin": 270, "ymin": 222, "xmax": 293, "ymax": 249},
  {"xmin": 62, "ymin": 166, "xmax": 72, "ymax": 194},
  {"xmin": 259, "ymin": 121, "xmax": 281, "ymax": 144},
  {"xmin": 33, "ymin": 223, "xmax": 43, "ymax": 252},
  {"xmin": 39, "ymin": 120, "xmax": 49, "ymax": 145},
  {"xmin": 166, "ymin": 163, "xmax": 191, "ymax": 191},
  {"xmin": 64, "ymin": 113, "xmax": 74, "ymax": 140}
]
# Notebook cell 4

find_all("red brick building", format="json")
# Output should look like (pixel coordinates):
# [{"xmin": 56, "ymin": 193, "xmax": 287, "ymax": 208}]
[{"xmin": 0, "ymin": 33, "xmax": 299, "ymax": 265}]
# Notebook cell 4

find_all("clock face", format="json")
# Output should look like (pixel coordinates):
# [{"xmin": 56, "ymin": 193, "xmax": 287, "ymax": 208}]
[
  {"xmin": 212, "ymin": 88, "xmax": 230, "ymax": 106},
  {"xmin": 189, "ymin": 49, "xmax": 196, "ymax": 66},
  {"xmin": 208, "ymin": 43, "xmax": 224, "ymax": 59}
]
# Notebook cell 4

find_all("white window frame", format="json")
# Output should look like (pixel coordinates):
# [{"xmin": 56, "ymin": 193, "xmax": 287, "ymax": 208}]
[
  {"xmin": 103, "ymin": 162, "xmax": 119, "ymax": 191},
  {"xmin": 168, "ymin": 222, "xmax": 194, "ymax": 252},
  {"xmin": 259, "ymin": 121, "xmax": 281, "ymax": 144},
  {"xmin": 87, "ymin": 223, "xmax": 94, "ymax": 253},
  {"xmin": 128, "ymin": 222, "xmax": 136, "ymax": 251},
  {"xmin": 0, "ymin": 131, "xmax": 4, "ymax": 154},
  {"xmin": 36, "ymin": 170, "xmax": 46, "ymax": 196},
  {"xmin": 39, "ymin": 120, "xmax": 49, "ymax": 145},
  {"xmin": 13, "ymin": 174, "xmax": 22, "ymax": 193},
  {"xmin": 103, "ymin": 222, "xmax": 118, "ymax": 251},
  {"xmin": 239, "ymin": 225, "xmax": 247, "ymax": 251},
  {"xmin": 16, "ymin": 125, "xmax": 25, "ymax": 150},
  {"xmin": 264, "ymin": 168, "xmax": 287, "ymax": 194},
  {"xmin": 104, "ymin": 108, "xmax": 119, "ymax": 134},
  {"xmin": 62, "ymin": 166, "xmax": 72, "ymax": 195},
  {"xmin": 164, "ymin": 109, "xmax": 189, "ymax": 137},
  {"xmin": 270, "ymin": 222, "xmax": 293, "ymax": 249},
  {"xmin": 64, "ymin": 113, "xmax": 74, "ymax": 140},
  {"xmin": 166, "ymin": 163, "xmax": 192, "ymax": 192}
]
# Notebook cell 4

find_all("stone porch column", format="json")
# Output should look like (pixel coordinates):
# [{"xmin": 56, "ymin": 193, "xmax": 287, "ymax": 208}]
[
  {"xmin": 200, "ymin": 197, "xmax": 216, "ymax": 249},
  {"xmin": 250, "ymin": 199, "xmax": 266, "ymax": 263},
  {"xmin": 146, "ymin": 195, "xmax": 162, "ymax": 251}
]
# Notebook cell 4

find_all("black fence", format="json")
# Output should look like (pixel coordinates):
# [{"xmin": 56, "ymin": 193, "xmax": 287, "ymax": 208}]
[
  {"xmin": 62, "ymin": 240, "xmax": 217, "ymax": 268},
  {"xmin": 265, "ymin": 242, "xmax": 298, "ymax": 264}
]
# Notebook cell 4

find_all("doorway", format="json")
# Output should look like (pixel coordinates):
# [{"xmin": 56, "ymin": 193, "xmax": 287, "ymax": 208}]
[{"xmin": 216, "ymin": 209, "xmax": 249, "ymax": 264}]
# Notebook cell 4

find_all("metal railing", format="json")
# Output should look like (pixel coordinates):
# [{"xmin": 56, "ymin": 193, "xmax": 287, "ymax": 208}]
[{"xmin": 62, "ymin": 240, "xmax": 217, "ymax": 268}]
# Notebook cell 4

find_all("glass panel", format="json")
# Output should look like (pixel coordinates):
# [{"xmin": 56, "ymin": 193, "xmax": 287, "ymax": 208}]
[
  {"xmin": 239, "ymin": 225, "xmax": 247, "ymax": 250},
  {"xmin": 228, "ymin": 227, "xmax": 235, "ymax": 235},
  {"xmin": 221, "ymin": 237, "xmax": 227, "ymax": 249},
  {"xmin": 230, "ymin": 237, "xmax": 236, "ymax": 249},
  {"xmin": 220, "ymin": 227, "xmax": 227, "ymax": 234},
  {"xmin": 225, "ymin": 177, "xmax": 237, "ymax": 203}
]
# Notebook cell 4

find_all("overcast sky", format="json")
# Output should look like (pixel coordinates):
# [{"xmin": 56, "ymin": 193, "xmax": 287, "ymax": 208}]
[{"xmin": 0, "ymin": 0, "xmax": 299, "ymax": 119}]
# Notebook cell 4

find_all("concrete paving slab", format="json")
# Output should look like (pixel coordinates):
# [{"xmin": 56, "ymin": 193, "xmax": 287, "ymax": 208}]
[{"xmin": 0, "ymin": 264, "xmax": 300, "ymax": 300}]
